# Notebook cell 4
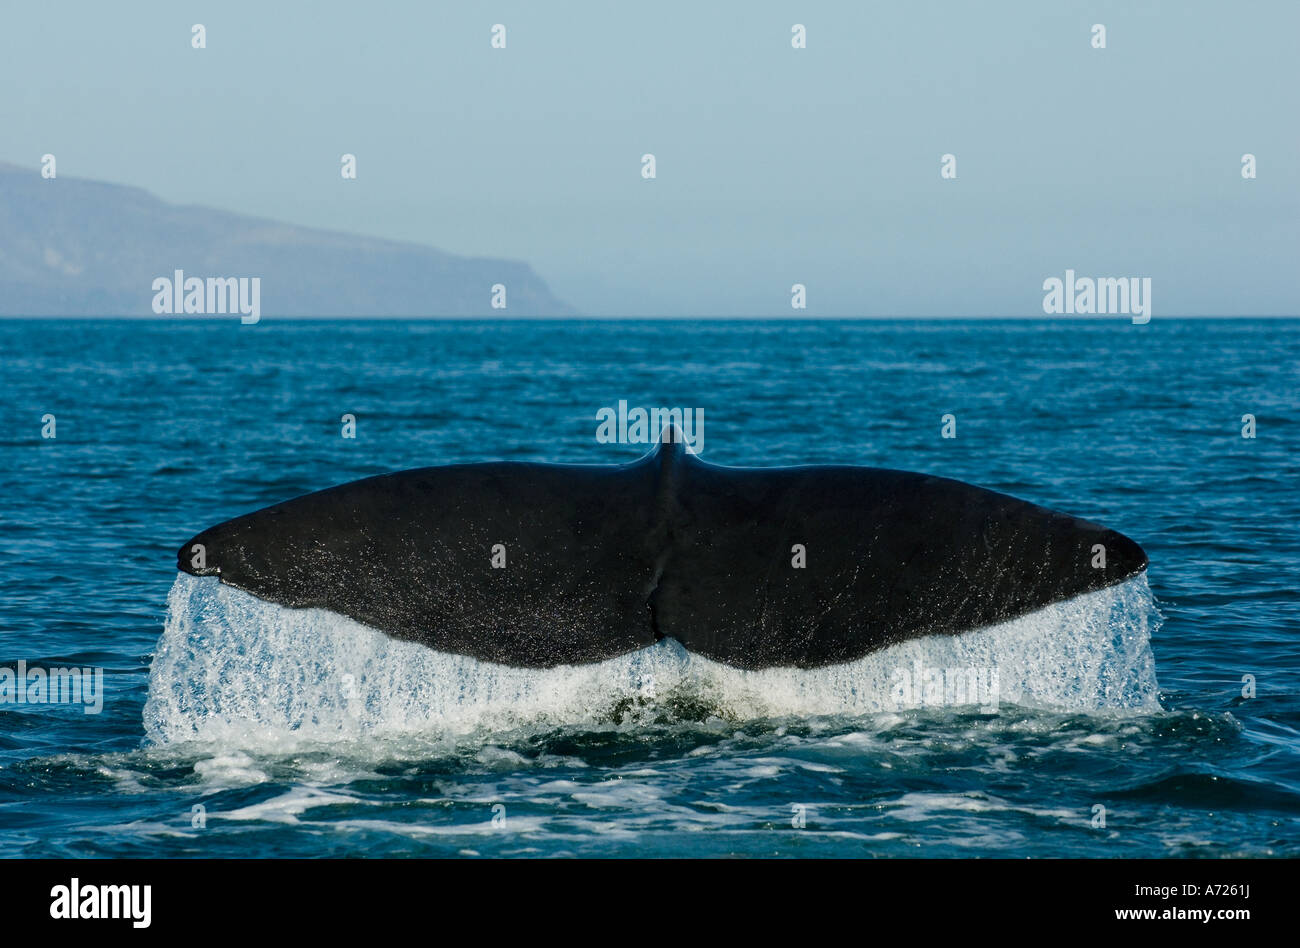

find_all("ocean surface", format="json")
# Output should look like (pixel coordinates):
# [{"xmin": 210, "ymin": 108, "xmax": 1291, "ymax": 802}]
[{"xmin": 0, "ymin": 317, "xmax": 1296, "ymax": 858}]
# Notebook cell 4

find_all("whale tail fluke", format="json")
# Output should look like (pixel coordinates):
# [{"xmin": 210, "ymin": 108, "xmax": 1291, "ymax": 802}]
[{"xmin": 178, "ymin": 437, "xmax": 1147, "ymax": 669}]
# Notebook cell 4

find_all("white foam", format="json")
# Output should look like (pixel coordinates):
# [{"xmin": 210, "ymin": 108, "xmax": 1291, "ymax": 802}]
[{"xmin": 143, "ymin": 573, "xmax": 1161, "ymax": 747}]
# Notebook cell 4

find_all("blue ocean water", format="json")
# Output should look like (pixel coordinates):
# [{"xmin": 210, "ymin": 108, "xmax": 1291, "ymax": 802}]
[{"xmin": 0, "ymin": 317, "xmax": 1296, "ymax": 858}]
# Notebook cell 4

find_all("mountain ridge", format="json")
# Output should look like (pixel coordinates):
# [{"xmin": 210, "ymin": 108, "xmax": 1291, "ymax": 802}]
[{"xmin": 0, "ymin": 162, "xmax": 575, "ymax": 317}]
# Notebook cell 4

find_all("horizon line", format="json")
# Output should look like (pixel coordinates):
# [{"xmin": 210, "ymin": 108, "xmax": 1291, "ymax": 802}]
[{"xmin": 3, "ymin": 314, "xmax": 1298, "ymax": 321}]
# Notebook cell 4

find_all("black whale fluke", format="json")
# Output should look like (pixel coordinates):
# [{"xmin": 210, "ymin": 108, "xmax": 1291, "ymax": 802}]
[{"xmin": 177, "ymin": 426, "xmax": 1147, "ymax": 670}]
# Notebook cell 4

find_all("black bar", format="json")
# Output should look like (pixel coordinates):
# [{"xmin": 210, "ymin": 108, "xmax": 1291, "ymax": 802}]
[{"xmin": 4, "ymin": 858, "xmax": 1285, "ymax": 933}]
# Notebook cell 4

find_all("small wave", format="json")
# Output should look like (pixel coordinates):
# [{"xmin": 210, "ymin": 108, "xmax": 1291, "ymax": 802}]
[
  {"xmin": 1109, "ymin": 770, "xmax": 1300, "ymax": 813},
  {"xmin": 143, "ymin": 573, "xmax": 1162, "ymax": 747}
]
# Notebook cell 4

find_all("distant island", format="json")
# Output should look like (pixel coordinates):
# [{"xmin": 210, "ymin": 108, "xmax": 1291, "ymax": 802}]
[{"xmin": 0, "ymin": 162, "xmax": 575, "ymax": 317}]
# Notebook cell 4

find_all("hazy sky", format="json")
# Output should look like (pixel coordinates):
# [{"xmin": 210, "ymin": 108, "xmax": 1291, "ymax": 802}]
[{"xmin": 2, "ymin": 1, "xmax": 1297, "ymax": 315}]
